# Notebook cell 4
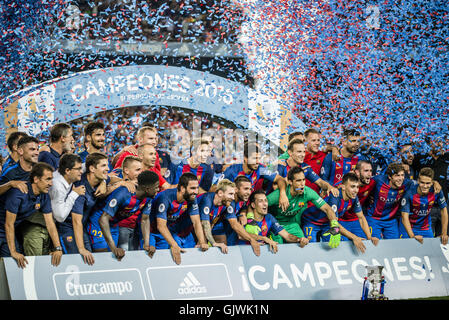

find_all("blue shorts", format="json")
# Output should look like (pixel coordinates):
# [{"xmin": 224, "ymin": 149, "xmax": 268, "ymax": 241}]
[
  {"xmin": 86, "ymin": 222, "xmax": 119, "ymax": 251},
  {"xmin": 59, "ymin": 227, "xmax": 92, "ymax": 254},
  {"xmin": 151, "ymin": 232, "xmax": 196, "ymax": 249},
  {"xmin": 339, "ymin": 220, "xmax": 368, "ymax": 241},
  {"xmin": 302, "ymin": 222, "xmax": 330, "ymax": 243},
  {"xmin": 366, "ymin": 216, "xmax": 399, "ymax": 239},
  {"xmin": 399, "ymin": 221, "xmax": 434, "ymax": 239}
]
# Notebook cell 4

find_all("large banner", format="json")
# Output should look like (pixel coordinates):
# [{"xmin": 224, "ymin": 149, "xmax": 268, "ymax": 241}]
[
  {"xmin": 0, "ymin": 65, "xmax": 306, "ymax": 155},
  {"xmin": 240, "ymin": 240, "xmax": 449, "ymax": 300},
  {"xmin": 2, "ymin": 239, "xmax": 449, "ymax": 300},
  {"xmin": 2, "ymin": 247, "xmax": 252, "ymax": 300}
]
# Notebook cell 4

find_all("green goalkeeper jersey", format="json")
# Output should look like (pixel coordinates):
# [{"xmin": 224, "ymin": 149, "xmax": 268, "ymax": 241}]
[{"xmin": 267, "ymin": 185, "xmax": 326, "ymax": 223}]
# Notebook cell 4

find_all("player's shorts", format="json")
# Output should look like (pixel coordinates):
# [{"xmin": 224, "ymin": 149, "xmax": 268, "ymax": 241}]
[
  {"xmin": 302, "ymin": 222, "xmax": 330, "ymax": 243},
  {"xmin": 338, "ymin": 220, "xmax": 368, "ymax": 241},
  {"xmin": 151, "ymin": 232, "xmax": 196, "ymax": 249},
  {"xmin": 399, "ymin": 221, "xmax": 434, "ymax": 239},
  {"xmin": 366, "ymin": 216, "xmax": 399, "ymax": 239},
  {"xmin": 271, "ymin": 222, "xmax": 305, "ymax": 244},
  {"xmin": 59, "ymin": 227, "xmax": 92, "ymax": 254},
  {"xmin": 86, "ymin": 222, "xmax": 119, "ymax": 251}
]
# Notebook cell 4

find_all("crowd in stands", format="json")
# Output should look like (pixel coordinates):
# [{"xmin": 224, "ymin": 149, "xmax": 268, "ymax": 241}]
[
  {"xmin": 61, "ymin": 0, "xmax": 242, "ymax": 43},
  {"xmin": 0, "ymin": 111, "xmax": 448, "ymax": 267}
]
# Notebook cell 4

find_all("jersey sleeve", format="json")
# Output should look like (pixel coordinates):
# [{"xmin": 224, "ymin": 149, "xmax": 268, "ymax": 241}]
[
  {"xmin": 141, "ymin": 199, "xmax": 153, "ymax": 216},
  {"xmin": 71, "ymin": 194, "xmax": 87, "ymax": 216},
  {"xmin": 303, "ymin": 166, "xmax": 320, "ymax": 184},
  {"xmin": 198, "ymin": 194, "xmax": 213, "ymax": 221},
  {"xmin": 199, "ymin": 165, "xmax": 214, "ymax": 191},
  {"xmin": 307, "ymin": 188, "xmax": 326, "ymax": 209},
  {"xmin": 436, "ymin": 190, "xmax": 447, "ymax": 209},
  {"xmin": 276, "ymin": 164, "xmax": 288, "ymax": 178},
  {"xmin": 326, "ymin": 194, "xmax": 340, "ymax": 216},
  {"xmin": 260, "ymin": 166, "xmax": 277, "ymax": 184},
  {"xmin": 267, "ymin": 214, "xmax": 284, "ymax": 235},
  {"xmin": 4, "ymin": 189, "xmax": 24, "ymax": 214},
  {"xmin": 154, "ymin": 194, "xmax": 172, "ymax": 221},
  {"xmin": 102, "ymin": 187, "xmax": 131, "ymax": 218},
  {"xmin": 224, "ymin": 205, "xmax": 237, "ymax": 220},
  {"xmin": 222, "ymin": 165, "xmax": 237, "ymax": 182},
  {"xmin": 400, "ymin": 193, "xmax": 412, "ymax": 214},
  {"xmin": 319, "ymin": 153, "xmax": 333, "ymax": 183},
  {"xmin": 163, "ymin": 162, "xmax": 178, "ymax": 185},
  {"xmin": 187, "ymin": 199, "xmax": 200, "ymax": 216},
  {"xmin": 352, "ymin": 196, "xmax": 363, "ymax": 215}
]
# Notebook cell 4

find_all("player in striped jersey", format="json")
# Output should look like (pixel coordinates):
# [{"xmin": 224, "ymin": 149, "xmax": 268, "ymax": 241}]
[
  {"xmin": 198, "ymin": 179, "xmax": 260, "ymax": 255},
  {"xmin": 97, "ymin": 171, "xmax": 160, "ymax": 260},
  {"xmin": 400, "ymin": 167, "xmax": 448, "ymax": 244}
]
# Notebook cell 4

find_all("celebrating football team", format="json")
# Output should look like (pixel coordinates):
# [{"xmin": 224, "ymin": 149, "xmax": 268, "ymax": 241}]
[{"xmin": 0, "ymin": 120, "xmax": 447, "ymax": 268}]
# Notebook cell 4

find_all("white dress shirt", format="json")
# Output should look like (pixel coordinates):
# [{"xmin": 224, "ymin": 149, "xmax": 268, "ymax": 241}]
[{"xmin": 49, "ymin": 170, "xmax": 79, "ymax": 223}]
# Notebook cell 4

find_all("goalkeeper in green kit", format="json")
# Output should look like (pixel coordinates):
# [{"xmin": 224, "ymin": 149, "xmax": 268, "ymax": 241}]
[{"xmin": 267, "ymin": 166, "xmax": 342, "ymax": 248}]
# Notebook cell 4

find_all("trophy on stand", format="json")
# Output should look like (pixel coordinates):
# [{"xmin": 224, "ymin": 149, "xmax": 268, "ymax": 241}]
[{"xmin": 361, "ymin": 266, "xmax": 388, "ymax": 300}]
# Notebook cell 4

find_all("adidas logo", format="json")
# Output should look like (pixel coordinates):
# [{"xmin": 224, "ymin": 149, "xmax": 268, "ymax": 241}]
[{"xmin": 177, "ymin": 272, "xmax": 207, "ymax": 295}]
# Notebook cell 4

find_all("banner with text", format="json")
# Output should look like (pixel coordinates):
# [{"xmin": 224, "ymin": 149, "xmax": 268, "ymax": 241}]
[
  {"xmin": 0, "ymin": 65, "xmax": 306, "ymax": 155},
  {"xmin": 3, "ymin": 239, "xmax": 449, "ymax": 300}
]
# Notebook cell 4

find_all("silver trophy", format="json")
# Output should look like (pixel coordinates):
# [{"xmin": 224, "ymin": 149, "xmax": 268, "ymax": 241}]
[{"xmin": 361, "ymin": 266, "xmax": 388, "ymax": 300}]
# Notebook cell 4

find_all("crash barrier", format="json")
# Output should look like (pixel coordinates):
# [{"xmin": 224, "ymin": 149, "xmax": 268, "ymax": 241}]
[{"xmin": 2, "ymin": 239, "xmax": 449, "ymax": 300}]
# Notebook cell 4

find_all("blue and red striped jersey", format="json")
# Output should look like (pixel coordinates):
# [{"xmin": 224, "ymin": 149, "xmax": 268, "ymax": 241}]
[
  {"xmin": 400, "ymin": 184, "xmax": 447, "ymax": 231},
  {"xmin": 222, "ymin": 163, "xmax": 277, "ymax": 191},
  {"xmin": 88, "ymin": 186, "xmax": 152, "ymax": 229},
  {"xmin": 320, "ymin": 153, "xmax": 363, "ymax": 186},
  {"xmin": 150, "ymin": 188, "xmax": 199, "ymax": 237},
  {"xmin": 198, "ymin": 192, "xmax": 236, "ymax": 232},
  {"xmin": 366, "ymin": 174, "xmax": 416, "ymax": 221}
]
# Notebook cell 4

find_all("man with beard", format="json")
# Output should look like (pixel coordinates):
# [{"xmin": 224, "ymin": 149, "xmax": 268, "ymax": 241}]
[
  {"xmin": 226, "ymin": 175, "xmax": 252, "ymax": 244},
  {"xmin": 399, "ymin": 143, "xmax": 415, "ymax": 180},
  {"xmin": 97, "ymin": 171, "xmax": 160, "ymax": 261},
  {"xmin": 38, "ymin": 123, "xmax": 74, "ymax": 170},
  {"xmin": 78, "ymin": 122, "xmax": 106, "ymax": 163},
  {"xmin": 320, "ymin": 129, "xmax": 365, "ymax": 187},
  {"xmin": 354, "ymin": 160, "xmax": 376, "ymax": 208},
  {"xmin": 198, "ymin": 179, "xmax": 261, "ymax": 256},
  {"xmin": 150, "ymin": 172, "xmax": 208, "ymax": 264},
  {"xmin": 0, "ymin": 163, "xmax": 63, "ymax": 268},
  {"xmin": 400, "ymin": 167, "xmax": 448, "ymax": 244}
]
